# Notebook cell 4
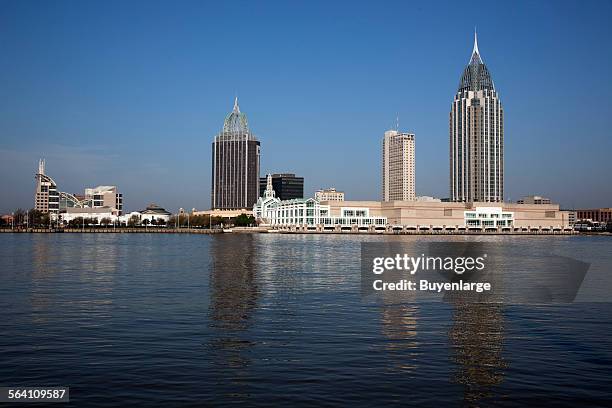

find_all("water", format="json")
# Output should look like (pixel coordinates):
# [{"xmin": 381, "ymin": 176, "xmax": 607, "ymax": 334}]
[{"xmin": 0, "ymin": 233, "xmax": 611, "ymax": 406}]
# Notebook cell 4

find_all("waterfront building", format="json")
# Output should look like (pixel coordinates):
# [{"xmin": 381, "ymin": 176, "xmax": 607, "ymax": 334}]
[
  {"xmin": 464, "ymin": 207, "xmax": 514, "ymax": 229},
  {"xmin": 34, "ymin": 159, "xmax": 124, "ymax": 216},
  {"xmin": 61, "ymin": 207, "xmax": 116, "ymax": 224},
  {"xmin": 576, "ymin": 208, "xmax": 612, "ymax": 223},
  {"xmin": 85, "ymin": 186, "xmax": 123, "ymax": 215},
  {"xmin": 257, "ymin": 197, "xmax": 570, "ymax": 231},
  {"xmin": 61, "ymin": 204, "xmax": 171, "ymax": 225},
  {"xmin": 564, "ymin": 210, "xmax": 577, "ymax": 225},
  {"xmin": 136, "ymin": 204, "xmax": 171, "ymax": 224},
  {"xmin": 338, "ymin": 201, "xmax": 567, "ymax": 230},
  {"xmin": 34, "ymin": 159, "xmax": 60, "ymax": 215},
  {"xmin": 382, "ymin": 130, "xmax": 415, "ymax": 202},
  {"xmin": 211, "ymin": 97, "xmax": 260, "ymax": 210},
  {"xmin": 314, "ymin": 188, "xmax": 345, "ymax": 202},
  {"xmin": 517, "ymin": 195, "xmax": 551, "ymax": 205},
  {"xmin": 254, "ymin": 177, "xmax": 386, "ymax": 227},
  {"xmin": 259, "ymin": 173, "xmax": 304, "ymax": 200},
  {"xmin": 450, "ymin": 32, "xmax": 504, "ymax": 202}
]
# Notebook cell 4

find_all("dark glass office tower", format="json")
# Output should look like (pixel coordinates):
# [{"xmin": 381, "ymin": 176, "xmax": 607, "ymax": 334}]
[
  {"xmin": 259, "ymin": 173, "xmax": 304, "ymax": 200},
  {"xmin": 211, "ymin": 98, "xmax": 260, "ymax": 209}
]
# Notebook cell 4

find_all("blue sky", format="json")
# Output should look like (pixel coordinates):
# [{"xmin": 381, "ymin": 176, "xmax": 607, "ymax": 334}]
[{"xmin": 1, "ymin": 0, "xmax": 611, "ymax": 212}]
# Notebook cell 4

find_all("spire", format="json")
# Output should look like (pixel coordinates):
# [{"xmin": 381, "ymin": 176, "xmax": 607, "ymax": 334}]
[
  {"xmin": 264, "ymin": 173, "xmax": 275, "ymax": 198},
  {"xmin": 470, "ymin": 28, "xmax": 483, "ymax": 65},
  {"xmin": 233, "ymin": 96, "xmax": 240, "ymax": 113},
  {"xmin": 38, "ymin": 158, "xmax": 45, "ymax": 175}
]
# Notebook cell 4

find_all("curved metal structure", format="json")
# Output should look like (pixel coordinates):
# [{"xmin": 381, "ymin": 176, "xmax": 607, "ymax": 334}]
[
  {"xmin": 59, "ymin": 191, "xmax": 88, "ymax": 209},
  {"xmin": 458, "ymin": 33, "xmax": 495, "ymax": 92},
  {"xmin": 222, "ymin": 97, "xmax": 251, "ymax": 137}
]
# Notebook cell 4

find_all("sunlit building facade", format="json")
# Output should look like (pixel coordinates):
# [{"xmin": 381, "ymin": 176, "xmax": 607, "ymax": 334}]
[
  {"xmin": 254, "ymin": 175, "xmax": 387, "ymax": 227},
  {"xmin": 450, "ymin": 32, "xmax": 504, "ymax": 202},
  {"xmin": 34, "ymin": 159, "xmax": 59, "ymax": 215},
  {"xmin": 383, "ymin": 130, "xmax": 415, "ymax": 201}
]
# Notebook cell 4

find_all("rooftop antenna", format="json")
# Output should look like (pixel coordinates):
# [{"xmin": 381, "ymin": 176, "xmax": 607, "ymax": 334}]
[
  {"xmin": 38, "ymin": 158, "xmax": 45, "ymax": 175},
  {"xmin": 396, "ymin": 114, "xmax": 399, "ymax": 131}
]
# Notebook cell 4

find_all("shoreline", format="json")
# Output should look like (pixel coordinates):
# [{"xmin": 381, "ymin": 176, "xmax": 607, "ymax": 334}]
[{"xmin": 1, "ymin": 227, "xmax": 608, "ymax": 236}]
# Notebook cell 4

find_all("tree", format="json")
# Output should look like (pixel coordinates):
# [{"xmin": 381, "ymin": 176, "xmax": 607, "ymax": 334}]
[
  {"xmin": 157, "ymin": 218, "xmax": 166, "ymax": 227},
  {"xmin": 27, "ymin": 209, "xmax": 46, "ymax": 227},
  {"xmin": 234, "ymin": 214, "xmax": 255, "ymax": 227},
  {"xmin": 142, "ymin": 218, "xmax": 150, "ymax": 228},
  {"xmin": 128, "ymin": 215, "xmax": 140, "ymax": 227},
  {"xmin": 168, "ymin": 215, "xmax": 177, "ymax": 228},
  {"xmin": 210, "ymin": 216, "xmax": 225, "ymax": 228},
  {"xmin": 100, "ymin": 217, "xmax": 111, "ymax": 227},
  {"xmin": 13, "ymin": 209, "xmax": 25, "ymax": 227},
  {"xmin": 69, "ymin": 217, "xmax": 84, "ymax": 228}
]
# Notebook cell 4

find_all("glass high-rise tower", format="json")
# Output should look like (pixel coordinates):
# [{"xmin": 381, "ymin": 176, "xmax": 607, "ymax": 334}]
[
  {"xmin": 211, "ymin": 98, "xmax": 260, "ymax": 210},
  {"xmin": 450, "ymin": 32, "xmax": 504, "ymax": 202}
]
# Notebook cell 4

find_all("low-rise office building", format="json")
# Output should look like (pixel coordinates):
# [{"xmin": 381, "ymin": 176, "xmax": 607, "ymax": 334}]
[
  {"xmin": 314, "ymin": 188, "xmax": 345, "ymax": 202},
  {"xmin": 85, "ymin": 186, "xmax": 123, "ymax": 215},
  {"xmin": 576, "ymin": 208, "xmax": 612, "ymax": 223},
  {"xmin": 259, "ymin": 173, "xmax": 304, "ymax": 201}
]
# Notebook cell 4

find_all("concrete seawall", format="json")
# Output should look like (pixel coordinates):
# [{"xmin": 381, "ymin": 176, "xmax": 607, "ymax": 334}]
[
  {"xmin": 1, "ymin": 228, "xmax": 606, "ymax": 236},
  {"xmin": 0, "ymin": 228, "xmax": 222, "ymax": 234}
]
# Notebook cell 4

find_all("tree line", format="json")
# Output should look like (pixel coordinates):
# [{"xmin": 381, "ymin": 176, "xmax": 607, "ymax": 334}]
[{"xmin": 1, "ymin": 209, "xmax": 257, "ymax": 229}]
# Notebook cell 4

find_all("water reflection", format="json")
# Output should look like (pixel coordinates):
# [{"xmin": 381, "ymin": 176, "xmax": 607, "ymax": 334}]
[
  {"xmin": 31, "ymin": 235, "xmax": 118, "ymax": 325},
  {"xmin": 380, "ymin": 303, "xmax": 420, "ymax": 372},
  {"xmin": 208, "ymin": 234, "xmax": 259, "ymax": 372},
  {"xmin": 448, "ymin": 299, "xmax": 507, "ymax": 405}
]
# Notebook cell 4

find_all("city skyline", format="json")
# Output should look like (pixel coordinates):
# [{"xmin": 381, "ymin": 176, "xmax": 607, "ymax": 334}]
[{"xmin": 1, "ymin": 1, "xmax": 612, "ymax": 213}]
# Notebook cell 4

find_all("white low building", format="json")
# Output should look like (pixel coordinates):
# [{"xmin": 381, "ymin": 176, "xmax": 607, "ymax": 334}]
[
  {"xmin": 254, "ymin": 174, "xmax": 386, "ymax": 228},
  {"xmin": 60, "ymin": 207, "xmax": 116, "ymax": 224},
  {"xmin": 60, "ymin": 203, "xmax": 171, "ymax": 226},
  {"xmin": 464, "ymin": 207, "xmax": 514, "ymax": 229},
  {"xmin": 119, "ymin": 204, "xmax": 172, "ymax": 225}
]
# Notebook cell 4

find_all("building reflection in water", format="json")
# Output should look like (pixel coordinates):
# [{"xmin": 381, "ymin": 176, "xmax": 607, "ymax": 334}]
[
  {"xmin": 207, "ymin": 234, "xmax": 259, "ymax": 374},
  {"xmin": 31, "ymin": 234, "xmax": 118, "ymax": 325},
  {"xmin": 447, "ymin": 292, "xmax": 507, "ymax": 404},
  {"xmin": 379, "ymin": 283, "xmax": 420, "ymax": 373},
  {"xmin": 380, "ymin": 303, "xmax": 420, "ymax": 372}
]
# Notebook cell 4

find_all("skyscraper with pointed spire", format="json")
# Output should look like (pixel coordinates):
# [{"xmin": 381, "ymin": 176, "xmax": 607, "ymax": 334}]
[
  {"xmin": 211, "ymin": 98, "xmax": 260, "ymax": 209},
  {"xmin": 450, "ymin": 32, "xmax": 504, "ymax": 202}
]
